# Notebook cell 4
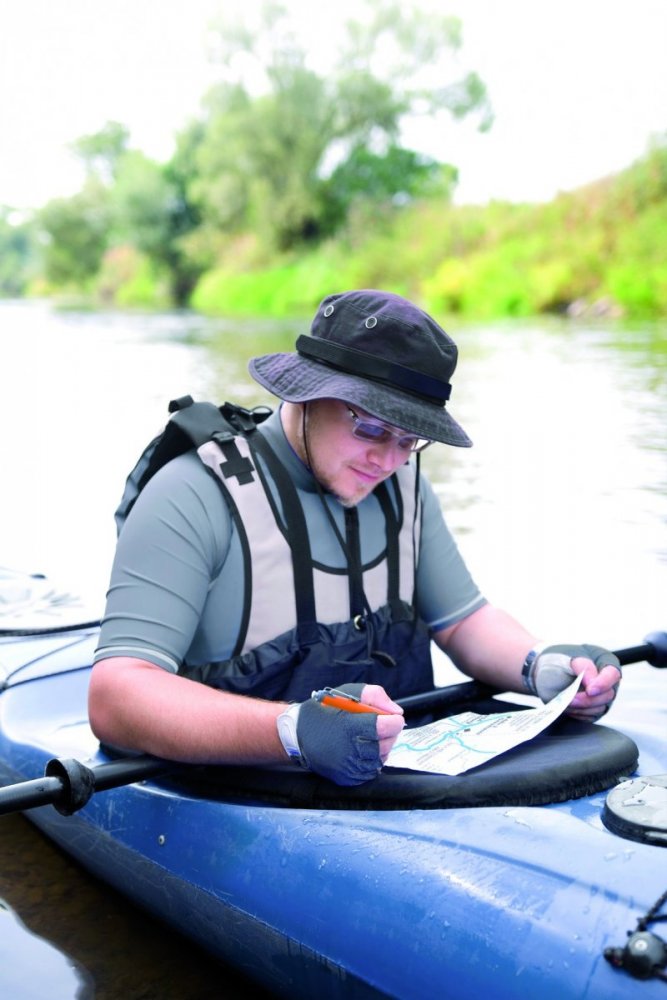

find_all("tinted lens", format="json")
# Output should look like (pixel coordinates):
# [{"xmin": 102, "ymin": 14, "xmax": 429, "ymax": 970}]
[
  {"xmin": 352, "ymin": 420, "xmax": 392, "ymax": 443},
  {"xmin": 351, "ymin": 419, "xmax": 418, "ymax": 451},
  {"xmin": 347, "ymin": 407, "xmax": 431, "ymax": 452}
]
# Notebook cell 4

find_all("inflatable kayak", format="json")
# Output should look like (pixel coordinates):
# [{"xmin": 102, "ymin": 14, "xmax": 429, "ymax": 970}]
[{"xmin": 1, "ymin": 581, "xmax": 666, "ymax": 997}]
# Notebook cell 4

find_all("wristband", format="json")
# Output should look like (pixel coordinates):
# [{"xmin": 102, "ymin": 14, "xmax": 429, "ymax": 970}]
[
  {"xmin": 276, "ymin": 703, "xmax": 305, "ymax": 764},
  {"xmin": 521, "ymin": 641, "xmax": 549, "ymax": 695}
]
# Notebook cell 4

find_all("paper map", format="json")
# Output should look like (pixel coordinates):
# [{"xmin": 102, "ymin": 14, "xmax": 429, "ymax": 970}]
[{"xmin": 385, "ymin": 674, "xmax": 583, "ymax": 776}]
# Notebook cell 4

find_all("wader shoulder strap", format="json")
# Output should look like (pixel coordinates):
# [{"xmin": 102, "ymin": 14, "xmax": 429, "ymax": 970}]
[
  {"xmin": 343, "ymin": 507, "xmax": 365, "ymax": 617},
  {"xmin": 248, "ymin": 433, "xmax": 319, "ymax": 644},
  {"xmin": 374, "ymin": 480, "xmax": 401, "ymax": 603}
]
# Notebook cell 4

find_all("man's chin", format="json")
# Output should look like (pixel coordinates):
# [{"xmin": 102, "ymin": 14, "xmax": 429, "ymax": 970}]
[
  {"xmin": 317, "ymin": 468, "xmax": 378, "ymax": 508},
  {"xmin": 334, "ymin": 483, "xmax": 376, "ymax": 508}
]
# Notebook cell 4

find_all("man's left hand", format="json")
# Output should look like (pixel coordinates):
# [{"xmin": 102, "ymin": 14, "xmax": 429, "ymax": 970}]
[{"xmin": 529, "ymin": 643, "xmax": 621, "ymax": 720}]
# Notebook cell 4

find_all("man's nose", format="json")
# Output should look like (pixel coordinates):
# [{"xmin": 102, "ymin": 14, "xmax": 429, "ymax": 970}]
[{"xmin": 367, "ymin": 439, "xmax": 406, "ymax": 470}]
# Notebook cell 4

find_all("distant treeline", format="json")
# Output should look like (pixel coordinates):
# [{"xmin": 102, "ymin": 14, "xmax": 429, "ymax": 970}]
[{"xmin": 1, "ymin": 1, "xmax": 665, "ymax": 320}]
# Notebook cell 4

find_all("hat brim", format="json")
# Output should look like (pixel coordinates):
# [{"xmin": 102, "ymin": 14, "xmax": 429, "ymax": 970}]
[{"xmin": 249, "ymin": 353, "xmax": 472, "ymax": 448}]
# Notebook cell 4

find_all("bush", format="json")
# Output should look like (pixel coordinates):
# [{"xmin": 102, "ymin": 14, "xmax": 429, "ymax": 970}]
[{"xmin": 96, "ymin": 245, "xmax": 171, "ymax": 308}]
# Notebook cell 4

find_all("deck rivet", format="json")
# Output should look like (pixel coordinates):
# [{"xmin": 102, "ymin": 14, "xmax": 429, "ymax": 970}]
[{"xmin": 158, "ymin": 834, "xmax": 166, "ymax": 846}]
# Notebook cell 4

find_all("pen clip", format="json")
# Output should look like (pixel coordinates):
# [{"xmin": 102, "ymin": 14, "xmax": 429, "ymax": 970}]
[{"xmin": 311, "ymin": 686, "xmax": 361, "ymax": 704}]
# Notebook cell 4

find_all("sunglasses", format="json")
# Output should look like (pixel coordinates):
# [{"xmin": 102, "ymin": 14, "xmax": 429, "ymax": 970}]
[{"xmin": 346, "ymin": 406, "xmax": 433, "ymax": 453}]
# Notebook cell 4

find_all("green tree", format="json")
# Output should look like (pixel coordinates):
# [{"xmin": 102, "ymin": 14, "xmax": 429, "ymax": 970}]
[
  {"xmin": 38, "ymin": 120, "xmax": 202, "ymax": 303},
  {"xmin": 186, "ymin": 0, "xmax": 492, "ymax": 251},
  {"xmin": 38, "ymin": 181, "xmax": 110, "ymax": 287},
  {"xmin": 321, "ymin": 146, "xmax": 458, "ymax": 236},
  {"xmin": 36, "ymin": 122, "xmax": 127, "ymax": 290},
  {"xmin": 0, "ymin": 208, "xmax": 38, "ymax": 296},
  {"xmin": 110, "ymin": 151, "xmax": 177, "ymax": 258},
  {"xmin": 109, "ymin": 149, "xmax": 202, "ymax": 303},
  {"xmin": 70, "ymin": 120, "xmax": 130, "ymax": 185}
]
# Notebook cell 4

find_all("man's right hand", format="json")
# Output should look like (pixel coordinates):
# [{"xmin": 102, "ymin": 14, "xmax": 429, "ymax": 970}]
[{"xmin": 284, "ymin": 683, "xmax": 405, "ymax": 786}]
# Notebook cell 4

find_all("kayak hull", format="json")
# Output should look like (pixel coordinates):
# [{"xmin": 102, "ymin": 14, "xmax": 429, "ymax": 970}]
[{"xmin": 1, "ymin": 629, "xmax": 666, "ymax": 998}]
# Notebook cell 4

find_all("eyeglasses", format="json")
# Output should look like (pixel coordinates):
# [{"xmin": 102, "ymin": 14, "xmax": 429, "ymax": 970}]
[{"xmin": 346, "ymin": 407, "xmax": 432, "ymax": 453}]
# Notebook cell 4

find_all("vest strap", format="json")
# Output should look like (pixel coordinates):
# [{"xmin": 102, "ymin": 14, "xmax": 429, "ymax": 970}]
[
  {"xmin": 249, "ymin": 433, "xmax": 318, "ymax": 631},
  {"xmin": 374, "ymin": 481, "xmax": 401, "ymax": 602}
]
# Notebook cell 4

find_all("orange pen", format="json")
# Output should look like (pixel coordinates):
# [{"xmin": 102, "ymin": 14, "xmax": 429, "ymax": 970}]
[{"xmin": 314, "ymin": 687, "xmax": 386, "ymax": 715}]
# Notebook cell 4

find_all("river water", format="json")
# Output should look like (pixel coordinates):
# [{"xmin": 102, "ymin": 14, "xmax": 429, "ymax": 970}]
[{"xmin": 1, "ymin": 299, "xmax": 666, "ymax": 996}]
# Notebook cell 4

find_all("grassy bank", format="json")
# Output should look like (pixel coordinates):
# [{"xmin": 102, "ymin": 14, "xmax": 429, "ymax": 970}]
[{"xmin": 189, "ymin": 140, "xmax": 667, "ymax": 322}]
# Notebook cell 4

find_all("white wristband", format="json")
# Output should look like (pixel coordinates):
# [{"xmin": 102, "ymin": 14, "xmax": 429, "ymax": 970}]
[{"xmin": 276, "ymin": 703, "xmax": 302, "ymax": 761}]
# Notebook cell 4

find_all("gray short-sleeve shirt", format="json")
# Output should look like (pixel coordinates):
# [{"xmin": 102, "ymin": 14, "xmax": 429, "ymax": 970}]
[{"xmin": 94, "ymin": 410, "xmax": 486, "ymax": 671}]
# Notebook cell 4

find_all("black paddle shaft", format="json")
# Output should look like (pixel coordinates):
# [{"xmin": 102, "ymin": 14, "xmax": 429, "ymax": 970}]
[
  {"xmin": 398, "ymin": 632, "xmax": 667, "ymax": 715},
  {"xmin": 0, "ymin": 631, "xmax": 665, "ymax": 818},
  {"xmin": 615, "ymin": 631, "xmax": 667, "ymax": 668},
  {"xmin": 0, "ymin": 754, "xmax": 175, "ymax": 817}
]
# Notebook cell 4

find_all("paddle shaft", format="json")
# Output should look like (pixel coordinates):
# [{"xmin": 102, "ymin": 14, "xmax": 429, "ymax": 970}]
[
  {"xmin": 397, "ymin": 634, "xmax": 667, "ymax": 714},
  {"xmin": 615, "ymin": 639, "xmax": 665, "ymax": 667},
  {"xmin": 0, "ymin": 754, "xmax": 175, "ymax": 817},
  {"xmin": 0, "ymin": 632, "xmax": 665, "ymax": 816}
]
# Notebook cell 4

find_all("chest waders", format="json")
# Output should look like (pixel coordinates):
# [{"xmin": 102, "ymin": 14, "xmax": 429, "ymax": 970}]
[{"xmin": 183, "ymin": 429, "xmax": 434, "ymax": 703}]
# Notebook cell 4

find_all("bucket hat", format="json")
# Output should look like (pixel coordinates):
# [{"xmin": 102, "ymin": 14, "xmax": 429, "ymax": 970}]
[{"xmin": 248, "ymin": 289, "xmax": 472, "ymax": 447}]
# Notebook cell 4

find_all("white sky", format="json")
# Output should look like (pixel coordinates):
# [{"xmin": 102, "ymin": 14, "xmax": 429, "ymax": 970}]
[{"xmin": 1, "ymin": 0, "xmax": 665, "ymax": 211}]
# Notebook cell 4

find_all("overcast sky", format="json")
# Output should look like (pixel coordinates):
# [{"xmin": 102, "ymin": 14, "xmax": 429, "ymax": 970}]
[{"xmin": 1, "ymin": 0, "xmax": 665, "ymax": 211}]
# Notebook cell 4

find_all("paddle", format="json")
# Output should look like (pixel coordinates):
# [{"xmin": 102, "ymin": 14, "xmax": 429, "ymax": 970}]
[
  {"xmin": 0, "ymin": 753, "xmax": 178, "ymax": 818},
  {"xmin": 0, "ymin": 631, "xmax": 665, "ymax": 818},
  {"xmin": 386, "ymin": 631, "xmax": 667, "ymax": 715}
]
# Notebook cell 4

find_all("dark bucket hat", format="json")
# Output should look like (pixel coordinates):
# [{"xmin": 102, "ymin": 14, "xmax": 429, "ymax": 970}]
[{"xmin": 249, "ymin": 289, "xmax": 472, "ymax": 447}]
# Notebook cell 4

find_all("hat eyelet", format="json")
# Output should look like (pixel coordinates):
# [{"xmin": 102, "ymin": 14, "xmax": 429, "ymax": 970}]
[
  {"xmin": 365, "ymin": 316, "xmax": 377, "ymax": 329},
  {"xmin": 323, "ymin": 304, "xmax": 335, "ymax": 317}
]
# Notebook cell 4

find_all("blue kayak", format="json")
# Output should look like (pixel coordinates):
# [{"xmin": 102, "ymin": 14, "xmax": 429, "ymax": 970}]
[{"xmin": 0, "ymin": 620, "xmax": 666, "ymax": 999}]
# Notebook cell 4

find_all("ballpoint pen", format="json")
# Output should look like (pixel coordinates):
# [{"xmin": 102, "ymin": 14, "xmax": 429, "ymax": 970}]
[{"xmin": 312, "ymin": 687, "xmax": 386, "ymax": 714}]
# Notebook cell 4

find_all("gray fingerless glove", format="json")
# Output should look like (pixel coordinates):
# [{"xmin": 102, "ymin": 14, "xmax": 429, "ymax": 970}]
[
  {"xmin": 278, "ymin": 683, "xmax": 381, "ymax": 786},
  {"xmin": 524, "ymin": 643, "xmax": 621, "ymax": 703}
]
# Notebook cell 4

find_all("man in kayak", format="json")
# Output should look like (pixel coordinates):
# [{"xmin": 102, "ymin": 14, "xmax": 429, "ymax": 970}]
[{"xmin": 89, "ymin": 289, "xmax": 621, "ymax": 785}]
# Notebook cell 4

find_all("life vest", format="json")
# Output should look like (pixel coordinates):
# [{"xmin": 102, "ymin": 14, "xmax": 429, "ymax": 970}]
[
  {"xmin": 117, "ymin": 397, "xmax": 434, "ymax": 703},
  {"xmin": 114, "ymin": 396, "xmax": 272, "ymax": 533}
]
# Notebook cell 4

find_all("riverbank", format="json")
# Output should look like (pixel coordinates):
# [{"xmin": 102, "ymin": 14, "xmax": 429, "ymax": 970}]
[{"xmin": 9, "ymin": 139, "xmax": 667, "ymax": 324}]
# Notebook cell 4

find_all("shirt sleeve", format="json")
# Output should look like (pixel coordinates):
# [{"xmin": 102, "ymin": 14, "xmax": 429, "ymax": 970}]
[
  {"xmin": 93, "ymin": 452, "xmax": 232, "ymax": 671},
  {"xmin": 416, "ymin": 476, "xmax": 487, "ymax": 632}
]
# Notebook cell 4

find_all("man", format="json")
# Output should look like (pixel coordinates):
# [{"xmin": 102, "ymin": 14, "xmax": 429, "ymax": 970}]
[{"xmin": 89, "ymin": 289, "xmax": 621, "ymax": 785}]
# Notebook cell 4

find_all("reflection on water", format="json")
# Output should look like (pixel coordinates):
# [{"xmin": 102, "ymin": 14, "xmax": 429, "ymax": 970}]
[
  {"xmin": 1, "ymin": 300, "xmax": 666, "ymax": 995},
  {"xmin": 1, "ymin": 885, "xmax": 92, "ymax": 1000},
  {"xmin": 0, "ymin": 814, "xmax": 269, "ymax": 999}
]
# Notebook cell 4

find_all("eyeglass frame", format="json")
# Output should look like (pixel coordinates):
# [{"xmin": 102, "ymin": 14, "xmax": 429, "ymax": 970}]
[{"xmin": 345, "ymin": 406, "xmax": 433, "ymax": 453}]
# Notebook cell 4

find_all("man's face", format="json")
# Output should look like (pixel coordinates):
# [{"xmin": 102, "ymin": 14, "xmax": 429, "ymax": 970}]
[{"xmin": 300, "ymin": 399, "xmax": 416, "ymax": 507}]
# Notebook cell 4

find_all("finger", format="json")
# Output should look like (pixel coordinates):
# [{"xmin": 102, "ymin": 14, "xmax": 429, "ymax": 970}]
[
  {"xmin": 588, "ymin": 663, "xmax": 622, "ymax": 695},
  {"xmin": 376, "ymin": 714, "xmax": 406, "ymax": 741},
  {"xmin": 573, "ymin": 662, "xmax": 621, "ymax": 697},
  {"xmin": 377, "ymin": 716, "xmax": 406, "ymax": 763},
  {"xmin": 570, "ymin": 685, "xmax": 614, "ymax": 708},
  {"xmin": 378, "ymin": 733, "xmax": 403, "ymax": 762},
  {"xmin": 568, "ymin": 687, "xmax": 615, "ymax": 715},
  {"xmin": 569, "ymin": 656, "xmax": 599, "ymax": 684},
  {"xmin": 570, "ymin": 657, "xmax": 620, "ymax": 697},
  {"xmin": 361, "ymin": 684, "xmax": 404, "ymax": 715},
  {"xmin": 568, "ymin": 702, "xmax": 611, "ymax": 721}
]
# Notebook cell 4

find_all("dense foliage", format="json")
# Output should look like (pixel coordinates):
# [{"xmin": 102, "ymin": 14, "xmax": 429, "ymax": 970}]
[
  {"xmin": 190, "ymin": 136, "xmax": 667, "ymax": 321},
  {"xmin": 0, "ymin": 209, "xmax": 38, "ymax": 296}
]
